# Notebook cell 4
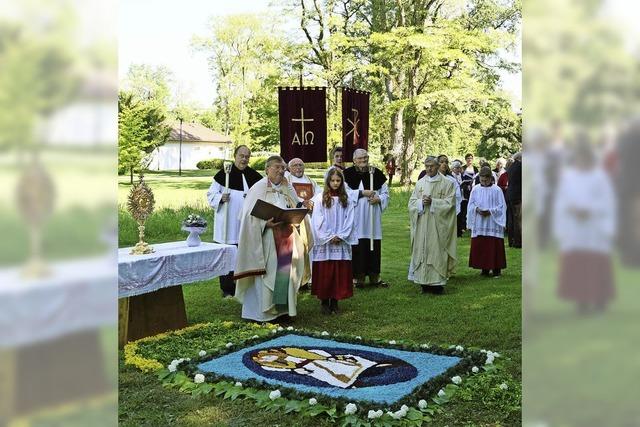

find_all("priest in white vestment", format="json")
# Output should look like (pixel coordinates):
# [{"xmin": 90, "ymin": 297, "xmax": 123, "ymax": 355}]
[
  {"xmin": 234, "ymin": 156, "xmax": 313, "ymax": 322},
  {"xmin": 284, "ymin": 157, "xmax": 319, "ymax": 289},
  {"xmin": 207, "ymin": 145, "xmax": 263, "ymax": 297},
  {"xmin": 285, "ymin": 158, "xmax": 320, "ymax": 208},
  {"xmin": 408, "ymin": 156, "xmax": 457, "ymax": 294}
]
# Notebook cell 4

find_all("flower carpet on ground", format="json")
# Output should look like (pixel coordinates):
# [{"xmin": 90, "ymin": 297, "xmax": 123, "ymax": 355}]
[
  {"xmin": 197, "ymin": 334, "xmax": 461, "ymax": 405},
  {"xmin": 123, "ymin": 321, "xmax": 511, "ymax": 426}
]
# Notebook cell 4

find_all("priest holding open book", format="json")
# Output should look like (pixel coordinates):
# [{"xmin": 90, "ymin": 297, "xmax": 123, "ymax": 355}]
[{"xmin": 233, "ymin": 155, "xmax": 314, "ymax": 322}]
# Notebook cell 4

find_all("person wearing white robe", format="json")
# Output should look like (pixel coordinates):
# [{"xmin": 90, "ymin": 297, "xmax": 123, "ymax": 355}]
[
  {"xmin": 408, "ymin": 157, "xmax": 457, "ymax": 294},
  {"xmin": 309, "ymin": 167, "xmax": 357, "ymax": 314},
  {"xmin": 284, "ymin": 158, "xmax": 319, "ymax": 288},
  {"xmin": 552, "ymin": 142, "xmax": 616, "ymax": 312},
  {"xmin": 343, "ymin": 149, "xmax": 390, "ymax": 288},
  {"xmin": 284, "ymin": 158, "xmax": 320, "ymax": 208},
  {"xmin": 467, "ymin": 167, "xmax": 507, "ymax": 277},
  {"xmin": 234, "ymin": 156, "xmax": 313, "ymax": 322},
  {"xmin": 206, "ymin": 145, "xmax": 263, "ymax": 297}
]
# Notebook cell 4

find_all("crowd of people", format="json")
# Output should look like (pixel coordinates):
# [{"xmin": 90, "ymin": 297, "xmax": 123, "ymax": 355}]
[{"xmin": 207, "ymin": 145, "xmax": 522, "ymax": 323}]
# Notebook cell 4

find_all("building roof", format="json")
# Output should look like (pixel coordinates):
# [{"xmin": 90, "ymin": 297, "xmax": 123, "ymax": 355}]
[{"xmin": 168, "ymin": 121, "xmax": 232, "ymax": 144}]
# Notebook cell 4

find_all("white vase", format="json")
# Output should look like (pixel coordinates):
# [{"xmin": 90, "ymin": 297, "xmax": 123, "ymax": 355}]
[{"xmin": 182, "ymin": 226, "xmax": 206, "ymax": 247}]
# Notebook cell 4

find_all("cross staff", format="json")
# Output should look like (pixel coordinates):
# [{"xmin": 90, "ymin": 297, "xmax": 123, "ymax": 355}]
[
  {"xmin": 222, "ymin": 161, "xmax": 232, "ymax": 244},
  {"xmin": 369, "ymin": 166, "xmax": 375, "ymax": 251}
]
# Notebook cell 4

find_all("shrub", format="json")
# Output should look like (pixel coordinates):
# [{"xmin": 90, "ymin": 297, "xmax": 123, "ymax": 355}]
[
  {"xmin": 249, "ymin": 156, "xmax": 269, "ymax": 170},
  {"xmin": 196, "ymin": 158, "xmax": 225, "ymax": 170}
]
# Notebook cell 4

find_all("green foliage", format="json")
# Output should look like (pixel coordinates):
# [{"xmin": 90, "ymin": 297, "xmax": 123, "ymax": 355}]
[
  {"xmin": 249, "ymin": 156, "xmax": 268, "ymax": 171},
  {"xmin": 477, "ymin": 104, "xmax": 522, "ymax": 160},
  {"xmin": 118, "ymin": 91, "xmax": 171, "ymax": 178},
  {"xmin": 196, "ymin": 158, "xmax": 225, "ymax": 170},
  {"xmin": 0, "ymin": 4, "xmax": 79, "ymax": 149}
]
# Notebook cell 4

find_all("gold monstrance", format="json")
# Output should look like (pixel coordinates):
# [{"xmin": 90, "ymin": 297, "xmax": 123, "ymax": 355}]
[
  {"xmin": 127, "ymin": 174, "xmax": 155, "ymax": 255},
  {"xmin": 16, "ymin": 162, "xmax": 55, "ymax": 278}
]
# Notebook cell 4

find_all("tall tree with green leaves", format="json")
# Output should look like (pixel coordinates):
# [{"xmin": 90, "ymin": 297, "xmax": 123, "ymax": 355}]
[
  {"xmin": 192, "ymin": 13, "xmax": 295, "ymax": 149},
  {"xmin": 118, "ymin": 91, "xmax": 171, "ymax": 183}
]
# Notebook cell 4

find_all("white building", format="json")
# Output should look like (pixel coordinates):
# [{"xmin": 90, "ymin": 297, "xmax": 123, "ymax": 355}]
[{"xmin": 148, "ymin": 121, "xmax": 232, "ymax": 171}]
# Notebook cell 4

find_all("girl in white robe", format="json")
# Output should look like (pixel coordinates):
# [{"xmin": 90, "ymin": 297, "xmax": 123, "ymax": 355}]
[{"xmin": 310, "ymin": 168, "xmax": 357, "ymax": 314}]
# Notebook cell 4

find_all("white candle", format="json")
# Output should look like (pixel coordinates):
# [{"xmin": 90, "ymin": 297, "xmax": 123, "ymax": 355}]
[
  {"xmin": 222, "ymin": 161, "xmax": 232, "ymax": 244},
  {"xmin": 369, "ymin": 167, "xmax": 375, "ymax": 252}
]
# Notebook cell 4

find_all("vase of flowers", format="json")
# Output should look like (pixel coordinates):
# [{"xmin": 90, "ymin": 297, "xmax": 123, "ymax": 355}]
[{"xmin": 181, "ymin": 214, "xmax": 207, "ymax": 247}]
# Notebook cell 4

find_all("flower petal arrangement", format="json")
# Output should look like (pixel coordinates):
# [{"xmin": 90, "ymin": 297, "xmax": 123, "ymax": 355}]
[{"xmin": 182, "ymin": 214, "xmax": 207, "ymax": 228}]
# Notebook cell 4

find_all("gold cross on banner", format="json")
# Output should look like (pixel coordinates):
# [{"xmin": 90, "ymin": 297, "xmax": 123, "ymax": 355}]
[
  {"xmin": 291, "ymin": 108, "xmax": 315, "ymax": 145},
  {"xmin": 345, "ymin": 108, "xmax": 360, "ymax": 144}
]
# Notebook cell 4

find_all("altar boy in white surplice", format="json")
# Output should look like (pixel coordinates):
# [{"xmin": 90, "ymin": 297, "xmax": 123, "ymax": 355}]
[{"xmin": 233, "ymin": 156, "xmax": 313, "ymax": 322}]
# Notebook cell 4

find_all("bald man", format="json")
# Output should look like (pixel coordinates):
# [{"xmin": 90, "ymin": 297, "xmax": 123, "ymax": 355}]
[{"xmin": 284, "ymin": 158, "xmax": 320, "ymax": 211}]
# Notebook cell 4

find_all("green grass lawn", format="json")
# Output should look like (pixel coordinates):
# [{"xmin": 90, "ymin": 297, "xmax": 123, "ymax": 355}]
[{"xmin": 119, "ymin": 170, "xmax": 522, "ymax": 426}]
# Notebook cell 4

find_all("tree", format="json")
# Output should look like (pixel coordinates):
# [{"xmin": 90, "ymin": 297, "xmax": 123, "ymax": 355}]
[
  {"xmin": 118, "ymin": 91, "xmax": 171, "ymax": 183},
  {"xmin": 123, "ymin": 64, "xmax": 173, "ymax": 109},
  {"xmin": 477, "ymin": 106, "xmax": 522, "ymax": 160},
  {"xmin": 192, "ymin": 13, "xmax": 294, "ymax": 149},
  {"xmin": 287, "ymin": 0, "xmax": 521, "ymax": 182}
]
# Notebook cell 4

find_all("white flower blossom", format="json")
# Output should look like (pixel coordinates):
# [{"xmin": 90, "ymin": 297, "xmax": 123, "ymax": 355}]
[
  {"xmin": 455, "ymin": 345, "xmax": 464, "ymax": 352},
  {"xmin": 286, "ymin": 326, "xmax": 294, "ymax": 331},
  {"xmin": 185, "ymin": 358, "xmax": 191, "ymax": 362},
  {"xmin": 355, "ymin": 336, "xmax": 362, "ymax": 340},
  {"xmin": 308, "ymin": 398, "xmax": 317, "ymax": 406},
  {"xmin": 277, "ymin": 326, "xmax": 284, "ymax": 332},
  {"xmin": 225, "ymin": 342, "xmax": 233, "ymax": 348},
  {"xmin": 344, "ymin": 403, "xmax": 357, "ymax": 415},
  {"xmin": 271, "ymin": 329, "xmax": 277, "ymax": 334},
  {"xmin": 418, "ymin": 399, "xmax": 428, "ymax": 409},
  {"xmin": 386, "ymin": 411, "xmax": 395, "ymax": 418},
  {"xmin": 235, "ymin": 382, "xmax": 242, "ymax": 387},
  {"xmin": 198, "ymin": 350, "xmax": 206, "ymax": 357},
  {"xmin": 194, "ymin": 374, "xmax": 205, "ymax": 384},
  {"xmin": 269, "ymin": 390, "xmax": 281, "ymax": 400},
  {"xmin": 452, "ymin": 375, "xmax": 462, "ymax": 385},
  {"xmin": 168, "ymin": 364, "xmax": 176, "ymax": 373},
  {"xmin": 368, "ymin": 410, "xmax": 383, "ymax": 419},
  {"xmin": 420, "ymin": 344, "xmax": 430, "ymax": 349},
  {"xmin": 499, "ymin": 383, "xmax": 508, "ymax": 390},
  {"xmin": 486, "ymin": 354, "xmax": 495, "ymax": 365},
  {"xmin": 480, "ymin": 349, "xmax": 487, "ymax": 353},
  {"xmin": 321, "ymin": 331, "xmax": 330, "ymax": 336},
  {"xmin": 251, "ymin": 335, "xmax": 259, "ymax": 339},
  {"xmin": 388, "ymin": 340, "xmax": 397, "ymax": 345},
  {"xmin": 472, "ymin": 366, "xmax": 479, "ymax": 373},
  {"xmin": 438, "ymin": 389, "xmax": 446, "ymax": 397}
]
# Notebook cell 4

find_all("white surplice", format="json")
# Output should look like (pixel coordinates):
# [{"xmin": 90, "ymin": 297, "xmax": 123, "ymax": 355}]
[
  {"xmin": 207, "ymin": 175, "xmax": 249, "ymax": 245},
  {"xmin": 346, "ymin": 182, "xmax": 389, "ymax": 240},
  {"xmin": 466, "ymin": 184, "xmax": 507, "ymax": 238},
  {"xmin": 552, "ymin": 167, "xmax": 616, "ymax": 253},
  {"xmin": 309, "ymin": 193, "xmax": 357, "ymax": 262}
]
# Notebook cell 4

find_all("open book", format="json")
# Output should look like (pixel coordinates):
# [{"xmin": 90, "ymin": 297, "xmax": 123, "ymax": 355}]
[{"xmin": 250, "ymin": 199, "xmax": 309, "ymax": 225}]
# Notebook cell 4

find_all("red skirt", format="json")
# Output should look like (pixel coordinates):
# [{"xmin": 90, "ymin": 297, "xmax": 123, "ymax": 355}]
[
  {"xmin": 558, "ymin": 251, "xmax": 614, "ymax": 306},
  {"xmin": 311, "ymin": 260, "xmax": 353, "ymax": 300},
  {"xmin": 469, "ymin": 236, "xmax": 507, "ymax": 270}
]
